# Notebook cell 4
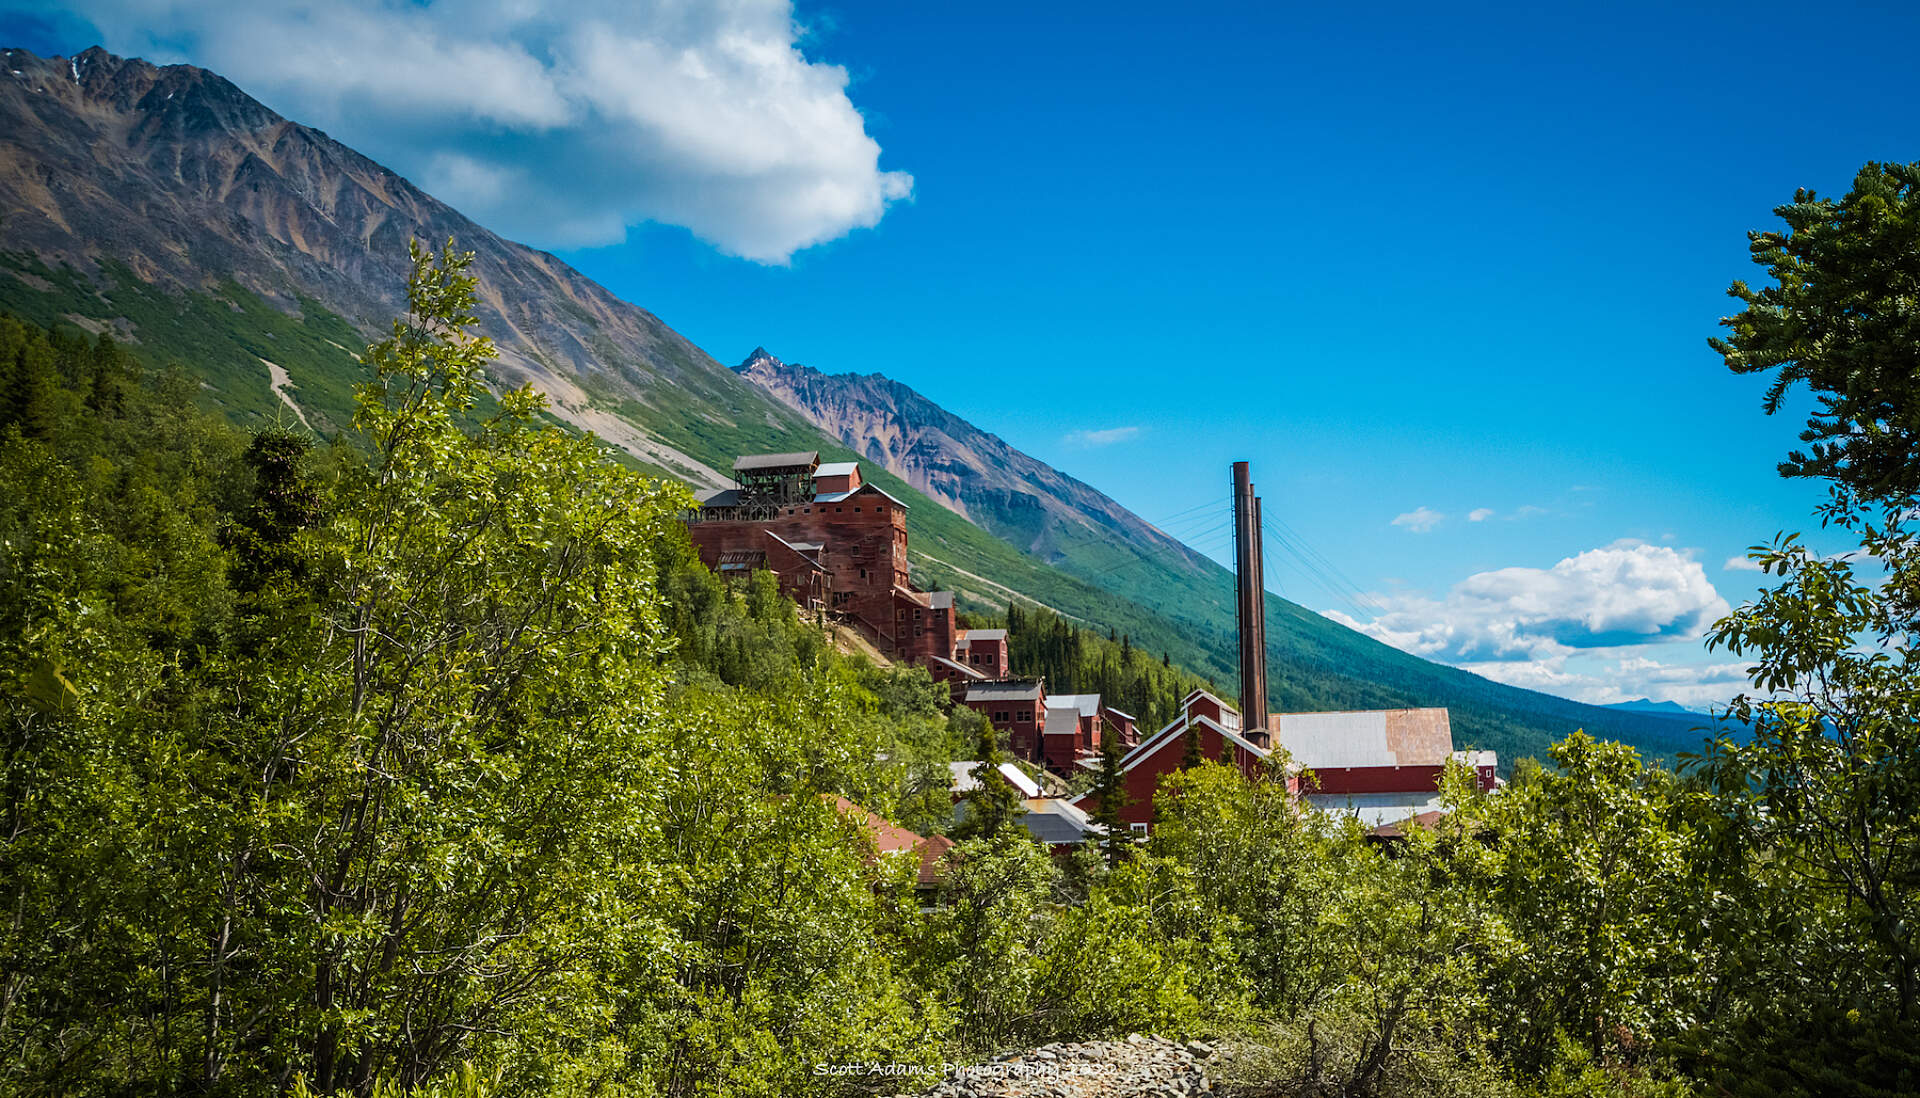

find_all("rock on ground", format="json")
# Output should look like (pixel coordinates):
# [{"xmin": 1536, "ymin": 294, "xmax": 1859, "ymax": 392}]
[{"xmin": 883, "ymin": 1034, "xmax": 1217, "ymax": 1098}]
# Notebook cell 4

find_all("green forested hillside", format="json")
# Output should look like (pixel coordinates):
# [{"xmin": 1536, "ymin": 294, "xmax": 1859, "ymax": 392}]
[
  {"xmin": 5, "ymin": 242, "xmax": 1913, "ymax": 1096},
  {"xmin": 0, "ymin": 45, "xmax": 1725, "ymax": 768},
  {"xmin": 0, "ymin": 249, "xmax": 1717, "ymax": 769}
]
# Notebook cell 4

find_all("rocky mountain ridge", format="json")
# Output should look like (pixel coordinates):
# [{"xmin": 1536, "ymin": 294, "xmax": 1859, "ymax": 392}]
[
  {"xmin": 0, "ymin": 45, "xmax": 1723, "ymax": 766},
  {"xmin": 736, "ymin": 347, "xmax": 1216, "ymax": 576},
  {"xmin": 0, "ymin": 44, "xmax": 730, "ymax": 484}
]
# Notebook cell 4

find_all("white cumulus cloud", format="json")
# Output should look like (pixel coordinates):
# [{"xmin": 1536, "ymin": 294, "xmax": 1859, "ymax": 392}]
[
  {"xmin": 1322, "ymin": 540, "xmax": 1731, "ymax": 664},
  {"xmin": 1468, "ymin": 507, "xmax": 1494, "ymax": 522},
  {"xmin": 65, "ymin": 0, "xmax": 914, "ymax": 262},
  {"xmin": 1723, "ymin": 554, "xmax": 1765, "ymax": 572},
  {"xmin": 1391, "ymin": 506, "xmax": 1445, "ymax": 533}
]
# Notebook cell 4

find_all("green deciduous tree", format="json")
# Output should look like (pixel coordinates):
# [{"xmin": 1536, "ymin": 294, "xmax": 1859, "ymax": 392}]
[{"xmin": 1712, "ymin": 161, "xmax": 1920, "ymax": 504}]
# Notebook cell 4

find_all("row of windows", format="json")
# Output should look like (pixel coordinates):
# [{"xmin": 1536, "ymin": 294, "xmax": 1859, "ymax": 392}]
[
  {"xmin": 990, "ymin": 709, "xmax": 1035, "ymax": 723},
  {"xmin": 780, "ymin": 505, "xmax": 885, "ymax": 516}
]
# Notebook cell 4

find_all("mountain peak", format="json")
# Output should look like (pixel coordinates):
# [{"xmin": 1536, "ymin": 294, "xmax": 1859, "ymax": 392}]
[{"xmin": 738, "ymin": 347, "xmax": 782, "ymax": 371}]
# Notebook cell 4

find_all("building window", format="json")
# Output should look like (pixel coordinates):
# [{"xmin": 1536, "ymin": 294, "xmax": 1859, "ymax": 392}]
[
  {"xmin": 1018, "ymin": 709, "xmax": 1032, "ymax": 722},
  {"xmin": 914, "ymin": 626, "xmax": 923, "ymax": 636},
  {"xmin": 1130, "ymin": 823, "xmax": 1149, "ymax": 834},
  {"xmin": 994, "ymin": 710, "xmax": 1010, "ymax": 723}
]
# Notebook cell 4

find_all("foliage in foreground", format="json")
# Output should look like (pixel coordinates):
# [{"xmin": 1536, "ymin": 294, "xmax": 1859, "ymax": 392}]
[{"xmin": 7, "ymin": 173, "xmax": 1920, "ymax": 1097}]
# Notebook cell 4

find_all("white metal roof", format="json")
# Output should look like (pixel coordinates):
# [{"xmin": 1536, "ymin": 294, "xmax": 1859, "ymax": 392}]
[
  {"xmin": 1052, "ymin": 694, "xmax": 1098, "ymax": 721},
  {"xmin": 1042, "ymin": 706, "xmax": 1081, "ymax": 736},
  {"xmin": 947, "ymin": 760, "xmax": 1042, "ymax": 798},
  {"xmin": 1305, "ymin": 792, "xmax": 1447, "ymax": 828},
  {"xmin": 813, "ymin": 461, "xmax": 861, "ymax": 477}
]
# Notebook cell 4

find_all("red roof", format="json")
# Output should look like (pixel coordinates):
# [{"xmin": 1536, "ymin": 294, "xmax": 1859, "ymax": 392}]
[
  {"xmin": 822, "ymin": 795, "xmax": 952, "ymax": 886},
  {"xmin": 1368, "ymin": 809, "xmax": 1448, "ymax": 839}
]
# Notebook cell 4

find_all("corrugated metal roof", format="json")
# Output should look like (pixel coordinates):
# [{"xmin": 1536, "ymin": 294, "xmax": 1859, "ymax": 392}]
[
  {"xmin": 930, "ymin": 656, "xmax": 987, "ymax": 681},
  {"xmin": 958, "ymin": 628, "xmax": 1007, "ymax": 643},
  {"xmin": 927, "ymin": 591, "xmax": 953, "ymax": 609},
  {"xmin": 813, "ymin": 461, "xmax": 860, "ymax": 477},
  {"xmin": 1050, "ymin": 693, "xmax": 1102, "ymax": 718},
  {"xmin": 966, "ymin": 680, "xmax": 1044, "ymax": 703},
  {"xmin": 1304, "ymin": 791, "xmax": 1447, "ymax": 828},
  {"xmin": 735, "ymin": 452, "xmax": 818, "ymax": 471},
  {"xmin": 1017, "ymin": 799, "xmax": 1099, "ymax": 844},
  {"xmin": 697, "ymin": 488, "xmax": 742, "ymax": 507},
  {"xmin": 1273, "ymin": 708, "xmax": 1453, "ymax": 769},
  {"xmin": 947, "ymin": 761, "xmax": 1042, "ymax": 798},
  {"xmin": 849, "ymin": 482, "xmax": 911, "ymax": 509},
  {"xmin": 1042, "ymin": 706, "xmax": 1081, "ymax": 736}
]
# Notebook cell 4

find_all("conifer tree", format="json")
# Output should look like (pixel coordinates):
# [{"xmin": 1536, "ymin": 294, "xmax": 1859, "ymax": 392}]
[
  {"xmin": 953, "ymin": 725, "xmax": 1023, "ymax": 841},
  {"xmin": 1181, "ymin": 720, "xmax": 1205, "ymax": 770},
  {"xmin": 1089, "ymin": 725, "xmax": 1131, "ymax": 865}
]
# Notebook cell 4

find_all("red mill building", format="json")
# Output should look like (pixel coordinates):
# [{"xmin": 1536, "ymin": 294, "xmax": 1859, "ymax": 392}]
[{"xmin": 685, "ymin": 452, "xmax": 959, "ymax": 665}]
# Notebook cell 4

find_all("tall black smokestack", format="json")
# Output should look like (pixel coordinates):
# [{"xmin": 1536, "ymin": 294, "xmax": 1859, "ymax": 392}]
[{"xmin": 1232, "ymin": 462, "xmax": 1270, "ymax": 741}]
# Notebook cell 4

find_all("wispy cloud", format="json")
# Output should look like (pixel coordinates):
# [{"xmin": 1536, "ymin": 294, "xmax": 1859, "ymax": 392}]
[
  {"xmin": 1468, "ymin": 507, "xmax": 1494, "ymax": 522},
  {"xmin": 1063, "ymin": 426, "xmax": 1142, "ymax": 448},
  {"xmin": 1723, "ymin": 555, "xmax": 1765, "ymax": 572},
  {"xmin": 59, "ymin": 0, "xmax": 913, "ymax": 262},
  {"xmin": 1391, "ymin": 506, "xmax": 1444, "ymax": 533}
]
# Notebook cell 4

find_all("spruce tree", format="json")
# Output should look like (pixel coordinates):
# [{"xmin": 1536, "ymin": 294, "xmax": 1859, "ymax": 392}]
[
  {"xmin": 1181, "ymin": 720, "xmax": 1205, "ymax": 769},
  {"xmin": 953, "ymin": 725, "xmax": 1023, "ymax": 841},
  {"xmin": 1090, "ymin": 725, "xmax": 1131, "ymax": 865}
]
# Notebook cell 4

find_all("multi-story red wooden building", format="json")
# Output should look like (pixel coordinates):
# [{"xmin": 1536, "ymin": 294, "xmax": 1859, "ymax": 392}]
[{"xmin": 684, "ymin": 452, "xmax": 957, "ymax": 664}]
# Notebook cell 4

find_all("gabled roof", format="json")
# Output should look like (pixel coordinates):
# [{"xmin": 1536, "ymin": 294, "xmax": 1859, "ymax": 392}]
[
  {"xmin": 1042, "ymin": 706, "xmax": 1082, "ymax": 736},
  {"xmin": 848, "ymin": 482, "xmax": 910, "ymax": 509},
  {"xmin": 1183, "ymin": 687, "xmax": 1239, "ymax": 713},
  {"xmin": 813, "ymin": 461, "xmax": 861, "ymax": 478},
  {"xmin": 1049, "ymin": 693, "xmax": 1102, "ymax": 718},
  {"xmin": 735, "ymin": 451, "xmax": 818, "ymax": 471},
  {"xmin": 1018, "ymin": 798, "xmax": 1101, "ymax": 844},
  {"xmin": 1103, "ymin": 706, "xmax": 1137, "ymax": 722},
  {"xmin": 696, "ymin": 488, "xmax": 742, "ymax": 507},
  {"xmin": 764, "ymin": 531, "xmax": 827, "ymax": 569},
  {"xmin": 1116, "ymin": 712, "xmax": 1270, "ymax": 773},
  {"xmin": 927, "ymin": 591, "xmax": 954, "ymax": 610},
  {"xmin": 965, "ymin": 680, "xmax": 1044, "ymax": 703},
  {"xmin": 958, "ymin": 628, "xmax": 1008, "ymax": 644},
  {"xmin": 929, "ymin": 655, "xmax": 987, "ymax": 681}
]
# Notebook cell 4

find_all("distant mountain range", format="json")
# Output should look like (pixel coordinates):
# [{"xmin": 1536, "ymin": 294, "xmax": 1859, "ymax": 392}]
[
  {"xmin": 1604, "ymin": 699, "xmax": 1699, "ymax": 716},
  {"xmin": 0, "ymin": 45, "xmax": 1731, "ymax": 767}
]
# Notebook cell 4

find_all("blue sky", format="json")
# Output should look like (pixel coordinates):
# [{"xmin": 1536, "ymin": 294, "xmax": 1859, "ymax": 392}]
[{"xmin": 9, "ymin": 0, "xmax": 1917, "ymax": 707}]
